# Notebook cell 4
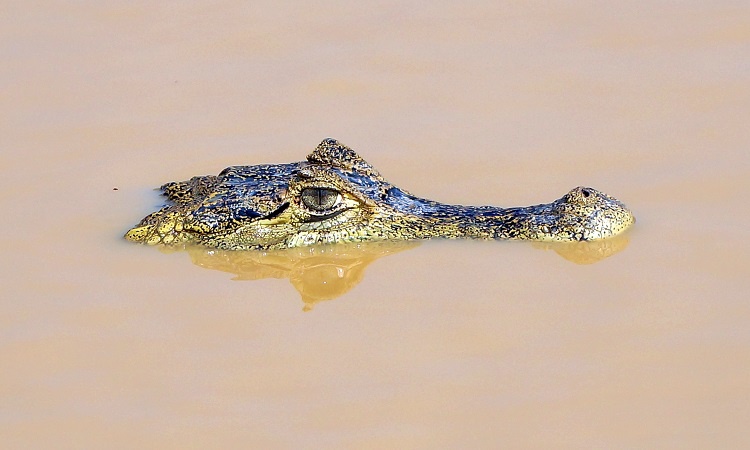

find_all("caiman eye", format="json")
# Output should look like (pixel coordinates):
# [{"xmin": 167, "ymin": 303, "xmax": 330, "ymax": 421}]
[{"xmin": 300, "ymin": 187, "xmax": 341, "ymax": 212}]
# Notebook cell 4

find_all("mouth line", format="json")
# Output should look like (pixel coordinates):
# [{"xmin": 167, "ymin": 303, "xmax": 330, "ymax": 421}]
[{"xmin": 262, "ymin": 202, "xmax": 290, "ymax": 220}]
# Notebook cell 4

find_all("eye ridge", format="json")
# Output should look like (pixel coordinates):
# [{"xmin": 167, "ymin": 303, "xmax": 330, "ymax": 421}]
[{"xmin": 301, "ymin": 187, "xmax": 341, "ymax": 212}]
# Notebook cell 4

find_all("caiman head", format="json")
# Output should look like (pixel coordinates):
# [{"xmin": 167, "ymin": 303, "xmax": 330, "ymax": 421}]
[
  {"xmin": 125, "ymin": 138, "xmax": 635, "ymax": 250},
  {"xmin": 125, "ymin": 138, "xmax": 425, "ymax": 250}
]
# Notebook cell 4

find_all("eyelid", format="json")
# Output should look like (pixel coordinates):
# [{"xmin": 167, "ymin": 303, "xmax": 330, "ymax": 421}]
[
  {"xmin": 293, "ymin": 170, "xmax": 376, "ymax": 207},
  {"xmin": 301, "ymin": 207, "xmax": 351, "ymax": 222}
]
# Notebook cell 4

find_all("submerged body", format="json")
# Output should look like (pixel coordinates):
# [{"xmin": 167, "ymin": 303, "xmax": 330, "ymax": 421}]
[{"xmin": 125, "ymin": 139, "xmax": 634, "ymax": 250}]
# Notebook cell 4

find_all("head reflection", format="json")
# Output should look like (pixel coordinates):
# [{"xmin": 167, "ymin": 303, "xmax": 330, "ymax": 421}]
[
  {"xmin": 184, "ymin": 234, "xmax": 630, "ymax": 310},
  {"xmin": 186, "ymin": 241, "xmax": 419, "ymax": 311}
]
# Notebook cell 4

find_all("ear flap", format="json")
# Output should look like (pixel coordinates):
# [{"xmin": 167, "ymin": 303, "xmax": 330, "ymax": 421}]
[{"xmin": 306, "ymin": 138, "xmax": 383, "ymax": 178}]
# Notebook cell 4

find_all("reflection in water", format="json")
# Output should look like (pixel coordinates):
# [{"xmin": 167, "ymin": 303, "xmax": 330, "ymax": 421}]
[
  {"xmin": 184, "ymin": 235, "xmax": 629, "ymax": 309},
  {"xmin": 186, "ymin": 241, "xmax": 419, "ymax": 311},
  {"xmin": 533, "ymin": 232, "xmax": 630, "ymax": 265}
]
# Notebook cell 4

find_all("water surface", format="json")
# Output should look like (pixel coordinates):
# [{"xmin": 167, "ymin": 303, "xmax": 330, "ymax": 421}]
[{"xmin": 2, "ymin": 1, "xmax": 749, "ymax": 448}]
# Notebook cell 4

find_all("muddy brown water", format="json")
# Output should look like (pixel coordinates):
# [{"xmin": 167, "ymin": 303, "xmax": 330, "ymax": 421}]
[{"xmin": 2, "ymin": 2, "xmax": 750, "ymax": 448}]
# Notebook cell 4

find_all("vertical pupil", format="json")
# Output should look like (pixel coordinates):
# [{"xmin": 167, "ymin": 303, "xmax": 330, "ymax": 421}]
[{"xmin": 302, "ymin": 187, "xmax": 338, "ymax": 210}]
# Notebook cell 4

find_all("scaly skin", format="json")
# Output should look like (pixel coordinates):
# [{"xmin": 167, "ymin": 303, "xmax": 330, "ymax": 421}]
[{"xmin": 125, "ymin": 138, "xmax": 635, "ymax": 250}]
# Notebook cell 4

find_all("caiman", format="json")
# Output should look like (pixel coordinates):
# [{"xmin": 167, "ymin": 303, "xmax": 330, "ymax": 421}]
[{"xmin": 125, "ymin": 138, "xmax": 635, "ymax": 250}]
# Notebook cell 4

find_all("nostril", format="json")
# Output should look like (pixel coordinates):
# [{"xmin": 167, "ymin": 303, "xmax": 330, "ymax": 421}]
[{"xmin": 581, "ymin": 189, "xmax": 591, "ymax": 198}]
